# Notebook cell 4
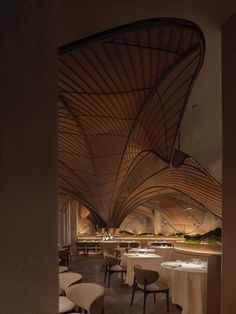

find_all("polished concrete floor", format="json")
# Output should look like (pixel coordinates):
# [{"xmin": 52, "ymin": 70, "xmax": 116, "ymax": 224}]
[{"xmin": 69, "ymin": 253, "xmax": 182, "ymax": 314}]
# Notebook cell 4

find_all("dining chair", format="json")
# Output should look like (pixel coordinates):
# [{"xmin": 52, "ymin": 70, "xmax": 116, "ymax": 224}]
[
  {"xmin": 86, "ymin": 242, "xmax": 97, "ymax": 254},
  {"xmin": 96, "ymin": 242, "xmax": 102, "ymax": 254},
  {"xmin": 58, "ymin": 248, "xmax": 69, "ymax": 267},
  {"xmin": 130, "ymin": 265, "xmax": 169, "ymax": 314},
  {"xmin": 99, "ymin": 242, "xmax": 118, "ymax": 258},
  {"xmin": 59, "ymin": 296, "xmax": 75, "ymax": 313},
  {"xmin": 62, "ymin": 244, "xmax": 71, "ymax": 263},
  {"xmin": 76, "ymin": 241, "xmax": 87, "ymax": 255},
  {"xmin": 59, "ymin": 265, "xmax": 69, "ymax": 274},
  {"xmin": 104, "ymin": 254, "xmax": 127, "ymax": 288},
  {"xmin": 59, "ymin": 272, "xmax": 83, "ymax": 295},
  {"xmin": 129, "ymin": 242, "xmax": 140, "ymax": 248},
  {"xmin": 115, "ymin": 248, "xmax": 122, "ymax": 258},
  {"xmin": 66, "ymin": 283, "xmax": 105, "ymax": 314},
  {"xmin": 119, "ymin": 242, "xmax": 129, "ymax": 251}
]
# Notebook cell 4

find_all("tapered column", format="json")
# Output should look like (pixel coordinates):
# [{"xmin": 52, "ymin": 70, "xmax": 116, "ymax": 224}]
[
  {"xmin": 154, "ymin": 210, "xmax": 162, "ymax": 235},
  {"xmin": 70, "ymin": 200, "xmax": 79, "ymax": 254}
]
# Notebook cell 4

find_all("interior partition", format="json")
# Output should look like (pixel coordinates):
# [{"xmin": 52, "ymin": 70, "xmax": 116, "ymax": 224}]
[
  {"xmin": 0, "ymin": 2, "xmax": 58, "ymax": 313},
  {"xmin": 222, "ymin": 11, "xmax": 236, "ymax": 314}
]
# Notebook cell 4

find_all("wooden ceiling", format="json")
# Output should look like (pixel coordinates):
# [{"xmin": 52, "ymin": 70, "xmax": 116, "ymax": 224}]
[{"xmin": 58, "ymin": 18, "xmax": 222, "ymax": 228}]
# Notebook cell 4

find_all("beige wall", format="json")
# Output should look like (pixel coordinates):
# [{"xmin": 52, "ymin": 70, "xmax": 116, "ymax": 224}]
[
  {"xmin": 0, "ymin": 1, "xmax": 58, "ymax": 314},
  {"xmin": 58, "ymin": 197, "xmax": 79, "ymax": 253},
  {"xmin": 197, "ymin": 212, "xmax": 222, "ymax": 234},
  {"xmin": 222, "ymin": 11, "xmax": 236, "ymax": 313}
]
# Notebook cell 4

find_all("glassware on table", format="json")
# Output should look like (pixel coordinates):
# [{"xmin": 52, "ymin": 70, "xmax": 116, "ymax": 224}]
[
  {"xmin": 202, "ymin": 260, "xmax": 208, "ymax": 269},
  {"xmin": 176, "ymin": 259, "xmax": 182, "ymax": 266}
]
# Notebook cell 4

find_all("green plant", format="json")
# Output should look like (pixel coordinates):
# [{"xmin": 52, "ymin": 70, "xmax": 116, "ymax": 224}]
[
  {"xmin": 118, "ymin": 230, "xmax": 134, "ymax": 235},
  {"xmin": 184, "ymin": 228, "xmax": 222, "ymax": 245},
  {"xmin": 138, "ymin": 232, "xmax": 155, "ymax": 236}
]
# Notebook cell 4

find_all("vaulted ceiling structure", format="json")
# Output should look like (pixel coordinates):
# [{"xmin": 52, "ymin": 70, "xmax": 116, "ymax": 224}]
[{"xmin": 58, "ymin": 18, "xmax": 222, "ymax": 228}]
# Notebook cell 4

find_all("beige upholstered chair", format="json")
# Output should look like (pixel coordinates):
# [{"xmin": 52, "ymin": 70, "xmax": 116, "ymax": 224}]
[
  {"xmin": 104, "ymin": 254, "xmax": 126, "ymax": 288},
  {"xmin": 130, "ymin": 265, "xmax": 169, "ymax": 314},
  {"xmin": 59, "ymin": 272, "xmax": 83, "ymax": 295},
  {"xmin": 59, "ymin": 296, "xmax": 75, "ymax": 313},
  {"xmin": 58, "ymin": 265, "xmax": 68, "ymax": 274},
  {"xmin": 66, "ymin": 283, "xmax": 105, "ymax": 314}
]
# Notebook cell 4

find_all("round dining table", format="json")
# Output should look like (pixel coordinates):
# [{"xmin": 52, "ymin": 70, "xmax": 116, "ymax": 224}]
[
  {"xmin": 121, "ymin": 252, "xmax": 163, "ymax": 286},
  {"xmin": 161, "ymin": 260, "xmax": 207, "ymax": 314}
]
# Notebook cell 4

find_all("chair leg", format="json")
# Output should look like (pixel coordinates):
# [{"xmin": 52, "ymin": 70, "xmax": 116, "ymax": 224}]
[
  {"xmin": 104, "ymin": 266, "xmax": 107, "ymax": 283},
  {"xmin": 143, "ymin": 292, "xmax": 147, "ymax": 314},
  {"xmin": 108, "ymin": 272, "xmax": 111, "ymax": 288},
  {"xmin": 154, "ymin": 293, "xmax": 156, "ymax": 304},
  {"xmin": 130, "ymin": 283, "xmax": 136, "ymax": 306},
  {"xmin": 166, "ymin": 290, "xmax": 169, "ymax": 312}
]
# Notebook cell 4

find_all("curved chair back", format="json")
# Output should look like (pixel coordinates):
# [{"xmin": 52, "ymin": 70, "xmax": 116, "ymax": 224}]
[
  {"xmin": 105, "ymin": 254, "xmax": 120, "ymax": 269},
  {"xmin": 76, "ymin": 241, "xmax": 86, "ymax": 248},
  {"xmin": 58, "ymin": 248, "xmax": 69, "ymax": 266},
  {"xmin": 59, "ymin": 272, "xmax": 83, "ymax": 292},
  {"xmin": 99, "ymin": 241, "xmax": 118, "ymax": 257},
  {"xmin": 87, "ymin": 242, "xmax": 96, "ymax": 248},
  {"xmin": 134, "ymin": 265, "xmax": 159, "ymax": 286},
  {"xmin": 66, "ymin": 283, "xmax": 105, "ymax": 314},
  {"xmin": 130, "ymin": 242, "xmax": 140, "ymax": 248},
  {"xmin": 62, "ymin": 244, "xmax": 71, "ymax": 251},
  {"xmin": 119, "ymin": 242, "xmax": 129, "ymax": 248}
]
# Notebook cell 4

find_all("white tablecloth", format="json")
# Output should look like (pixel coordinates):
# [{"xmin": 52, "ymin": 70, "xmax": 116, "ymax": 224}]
[
  {"xmin": 129, "ymin": 248, "xmax": 156, "ymax": 254},
  {"xmin": 120, "ymin": 253, "xmax": 163, "ymax": 286},
  {"xmin": 161, "ymin": 261, "xmax": 207, "ymax": 314}
]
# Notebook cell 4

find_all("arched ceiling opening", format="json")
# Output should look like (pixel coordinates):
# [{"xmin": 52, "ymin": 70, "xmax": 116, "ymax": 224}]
[{"xmin": 58, "ymin": 18, "xmax": 222, "ymax": 227}]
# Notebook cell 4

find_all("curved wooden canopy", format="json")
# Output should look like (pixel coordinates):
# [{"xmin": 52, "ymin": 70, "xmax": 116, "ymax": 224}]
[{"xmin": 58, "ymin": 18, "xmax": 222, "ymax": 227}]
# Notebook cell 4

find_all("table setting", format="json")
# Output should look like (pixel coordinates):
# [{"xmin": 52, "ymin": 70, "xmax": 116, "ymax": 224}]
[
  {"xmin": 161, "ymin": 259, "xmax": 208, "ymax": 314},
  {"xmin": 120, "ymin": 252, "xmax": 163, "ymax": 286}
]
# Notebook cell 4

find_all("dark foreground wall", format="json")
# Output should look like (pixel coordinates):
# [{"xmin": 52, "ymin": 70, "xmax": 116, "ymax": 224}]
[
  {"xmin": 0, "ymin": 2, "xmax": 58, "ymax": 313},
  {"xmin": 222, "ymin": 10, "xmax": 236, "ymax": 314}
]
